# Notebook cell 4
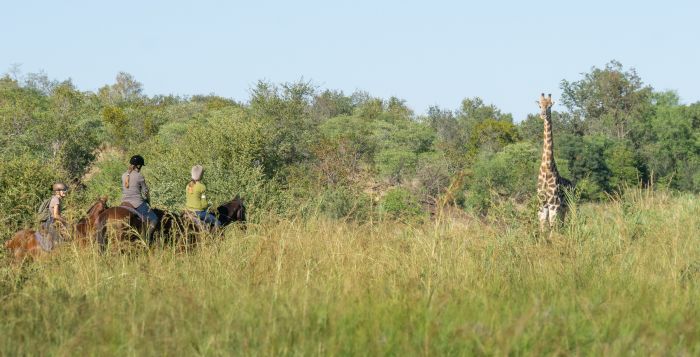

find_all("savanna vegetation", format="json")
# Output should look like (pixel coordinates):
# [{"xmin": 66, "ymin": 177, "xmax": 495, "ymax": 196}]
[{"xmin": 1, "ymin": 60, "xmax": 699, "ymax": 354}]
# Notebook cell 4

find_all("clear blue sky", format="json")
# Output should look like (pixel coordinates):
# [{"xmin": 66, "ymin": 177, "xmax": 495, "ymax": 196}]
[{"xmin": 2, "ymin": 0, "xmax": 698, "ymax": 121}]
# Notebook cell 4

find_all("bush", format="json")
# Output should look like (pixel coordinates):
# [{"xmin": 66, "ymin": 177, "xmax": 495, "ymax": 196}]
[
  {"xmin": 465, "ymin": 142, "xmax": 539, "ymax": 213},
  {"xmin": 79, "ymin": 152, "xmax": 127, "ymax": 207},
  {"xmin": 316, "ymin": 187, "xmax": 373, "ymax": 221},
  {"xmin": 380, "ymin": 187, "xmax": 425, "ymax": 220},
  {"xmin": 0, "ymin": 153, "xmax": 64, "ymax": 233},
  {"xmin": 138, "ymin": 108, "xmax": 284, "ymax": 220}
]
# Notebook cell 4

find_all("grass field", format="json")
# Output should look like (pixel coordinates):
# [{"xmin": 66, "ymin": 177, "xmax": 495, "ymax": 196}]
[{"xmin": 2, "ymin": 188, "xmax": 699, "ymax": 355}]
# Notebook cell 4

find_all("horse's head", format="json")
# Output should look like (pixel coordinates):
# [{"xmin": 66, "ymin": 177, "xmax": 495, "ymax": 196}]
[
  {"xmin": 86, "ymin": 196, "xmax": 109, "ymax": 222},
  {"xmin": 216, "ymin": 195, "xmax": 246, "ymax": 226}
]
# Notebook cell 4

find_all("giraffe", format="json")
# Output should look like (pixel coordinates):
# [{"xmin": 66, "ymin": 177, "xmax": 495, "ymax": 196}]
[{"xmin": 536, "ymin": 93, "xmax": 568, "ymax": 232}]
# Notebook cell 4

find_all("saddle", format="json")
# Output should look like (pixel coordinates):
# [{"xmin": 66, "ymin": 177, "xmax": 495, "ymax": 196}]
[
  {"xmin": 120, "ymin": 202, "xmax": 136, "ymax": 209},
  {"xmin": 119, "ymin": 202, "xmax": 148, "ymax": 223},
  {"xmin": 34, "ymin": 231, "xmax": 53, "ymax": 252},
  {"xmin": 182, "ymin": 210, "xmax": 207, "ymax": 231}
]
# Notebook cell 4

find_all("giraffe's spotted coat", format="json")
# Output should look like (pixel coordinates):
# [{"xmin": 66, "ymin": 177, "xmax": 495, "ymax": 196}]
[{"xmin": 536, "ymin": 93, "xmax": 566, "ymax": 231}]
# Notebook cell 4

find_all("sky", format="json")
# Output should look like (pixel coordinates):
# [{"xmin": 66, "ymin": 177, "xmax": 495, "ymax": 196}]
[{"xmin": 2, "ymin": 0, "xmax": 699, "ymax": 121}]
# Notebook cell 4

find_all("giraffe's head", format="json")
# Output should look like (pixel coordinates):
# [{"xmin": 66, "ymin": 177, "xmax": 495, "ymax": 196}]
[{"xmin": 537, "ymin": 93, "xmax": 554, "ymax": 118}]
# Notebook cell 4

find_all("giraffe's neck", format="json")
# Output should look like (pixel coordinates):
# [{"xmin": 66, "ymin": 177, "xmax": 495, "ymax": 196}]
[{"xmin": 541, "ymin": 111, "xmax": 557, "ymax": 174}]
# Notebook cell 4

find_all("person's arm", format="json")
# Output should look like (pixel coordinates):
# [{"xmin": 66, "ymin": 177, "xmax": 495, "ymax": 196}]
[
  {"xmin": 52, "ymin": 201, "xmax": 68, "ymax": 225},
  {"xmin": 200, "ymin": 185, "xmax": 209, "ymax": 208},
  {"xmin": 140, "ymin": 175, "xmax": 151, "ymax": 203}
]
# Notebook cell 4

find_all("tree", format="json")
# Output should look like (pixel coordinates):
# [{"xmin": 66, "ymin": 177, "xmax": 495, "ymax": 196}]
[
  {"xmin": 518, "ymin": 111, "xmax": 584, "ymax": 144},
  {"xmin": 98, "ymin": 72, "xmax": 144, "ymax": 105},
  {"xmin": 249, "ymin": 80, "xmax": 318, "ymax": 178},
  {"xmin": 560, "ymin": 60, "xmax": 652, "ymax": 139},
  {"xmin": 466, "ymin": 119, "xmax": 519, "ymax": 159},
  {"xmin": 428, "ymin": 98, "xmax": 513, "ymax": 170},
  {"xmin": 557, "ymin": 134, "xmax": 611, "ymax": 199},
  {"xmin": 311, "ymin": 90, "xmax": 353, "ymax": 123},
  {"xmin": 457, "ymin": 97, "xmax": 513, "ymax": 127},
  {"xmin": 641, "ymin": 98, "xmax": 700, "ymax": 191},
  {"xmin": 102, "ymin": 106, "xmax": 130, "ymax": 148}
]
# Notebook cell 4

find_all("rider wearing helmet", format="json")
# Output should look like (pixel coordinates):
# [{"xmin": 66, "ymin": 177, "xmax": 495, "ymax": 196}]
[
  {"xmin": 121, "ymin": 155, "xmax": 159, "ymax": 238},
  {"xmin": 42, "ymin": 182, "xmax": 70, "ymax": 248}
]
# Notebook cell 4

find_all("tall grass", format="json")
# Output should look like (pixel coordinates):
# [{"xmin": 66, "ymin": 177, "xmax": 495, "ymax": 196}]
[{"xmin": 2, "ymin": 188, "xmax": 699, "ymax": 355}]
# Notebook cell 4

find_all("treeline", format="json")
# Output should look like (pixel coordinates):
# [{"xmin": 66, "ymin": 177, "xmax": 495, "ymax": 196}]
[{"xmin": 0, "ymin": 60, "xmax": 698, "ymax": 232}]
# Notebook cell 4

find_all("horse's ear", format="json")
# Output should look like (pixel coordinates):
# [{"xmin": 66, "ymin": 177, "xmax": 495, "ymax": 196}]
[{"xmin": 100, "ymin": 195, "xmax": 108, "ymax": 202}]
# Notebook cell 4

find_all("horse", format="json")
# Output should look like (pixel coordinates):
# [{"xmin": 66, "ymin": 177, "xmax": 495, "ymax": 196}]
[
  {"xmin": 94, "ymin": 204, "xmax": 153, "ymax": 251},
  {"xmin": 177, "ymin": 194, "xmax": 247, "ymax": 234},
  {"xmin": 94, "ymin": 195, "xmax": 246, "ymax": 251},
  {"xmin": 164, "ymin": 195, "xmax": 247, "ymax": 249},
  {"xmin": 216, "ymin": 195, "xmax": 246, "ymax": 228},
  {"xmin": 4, "ymin": 197, "xmax": 109, "ymax": 262},
  {"xmin": 74, "ymin": 196, "xmax": 110, "ymax": 245}
]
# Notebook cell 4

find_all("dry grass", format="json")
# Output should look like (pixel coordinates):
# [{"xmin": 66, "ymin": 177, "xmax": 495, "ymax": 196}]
[{"xmin": 1, "ymin": 189, "xmax": 699, "ymax": 355}]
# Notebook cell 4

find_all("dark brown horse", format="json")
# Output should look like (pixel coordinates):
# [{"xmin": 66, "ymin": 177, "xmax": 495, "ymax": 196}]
[
  {"xmin": 4, "ymin": 197, "xmax": 109, "ymax": 261},
  {"xmin": 159, "ymin": 195, "xmax": 247, "ymax": 249},
  {"xmin": 177, "ymin": 195, "xmax": 247, "ymax": 234},
  {"xmin": 216, "ymin": 195, "xmax": 246, "ymax": 228}
]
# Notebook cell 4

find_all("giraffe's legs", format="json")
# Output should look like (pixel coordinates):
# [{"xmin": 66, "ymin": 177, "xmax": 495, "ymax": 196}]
[
  {"xmin": 548, "ymin": 205, "xmax": 559, "ymax": 229},
  {"xmin": 538, "ymin": 206, "xmax": 549, "ymax": 232}
]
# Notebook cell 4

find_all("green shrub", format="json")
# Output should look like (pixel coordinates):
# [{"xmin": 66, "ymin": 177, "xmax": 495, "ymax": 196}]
[
  {"xmin": 316, "ymin": 187, "xmax": 373, "ymax": 221},
  {"xmin": 79, "ymin": 153, "xmax": 127, "ymax": 207},
  {"xmin": 137, "ymin": 108, "xmax": 283, "ymax": 220},
  {"xmin": 0, "ymin": 153, "xmax": 64, "ymax": 233},
  {"xmin": 380, "ymin": 187, "xmax": 425, "ymax": 220},
  {"xmin": 465, "ymin": 142, "xmax": 539, "ymax": 213}
]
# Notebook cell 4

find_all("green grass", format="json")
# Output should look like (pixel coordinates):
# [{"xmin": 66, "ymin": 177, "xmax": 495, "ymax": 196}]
[{"xmin": 2, "ymin": 189, "xmax": 699, "ymax": 355}]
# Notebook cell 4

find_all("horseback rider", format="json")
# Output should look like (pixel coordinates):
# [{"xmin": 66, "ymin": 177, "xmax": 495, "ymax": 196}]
[
  {"xmin": 121, "ymin": 155, "xmax": 159, "ymax": 238},
  {"xmin": 186, "ymin": 165, "xmax": 221, "ymax": 228},
  {"xmin": 40, "ymin": 182, "xmax": 70, "ymax": 249}
]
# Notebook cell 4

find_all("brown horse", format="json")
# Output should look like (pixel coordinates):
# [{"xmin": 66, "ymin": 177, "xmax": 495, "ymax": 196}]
[
  {"xmin": 74, "ymin": 196, "xmax": 110, "ymax": 245},
  {"xmin": 4, "ymin": 197, "xmax": 109, "ymax": 261},
  {"xmin": 94, "ymin": 205, "xmax": 152, "ymax": 250},
  {"xmin": 94, "ymin": 195, "xmax": 246, "ymax": 251}
]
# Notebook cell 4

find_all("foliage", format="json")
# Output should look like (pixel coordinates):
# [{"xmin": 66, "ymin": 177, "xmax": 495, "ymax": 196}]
[
  {"xmin": 140, "ymin": 108, "xmax": 281, "ymax": 217},
  {"xmin": 0, "ymin": 63, "xmax": 699, "ymax": 232},
  {"xmin": 560, "ymin": 60, "xmax": 653, "ymax": 139},
  {"xmin": 0, "ymin": 153, "xmax": 64, "ymax": 232},
  {"xmin": 557, "ymin": 134, "xmax": 611, "ymax": 200},
  {"xmin": 311, "ymin": 89, "xmax": 354, "ymax": 123},
  {"xmin": 464, "ymin": 142, "xmax": 540, "ymax": 213},
  {"xmin": 249, "ymin": 80, "xmax": 318, "ymax": 179},
  {"xmin": 466, "ymin": 118, "xmax": 519, "ymax": 158},
  {"xmin": 380, "ymin": 187, "xmax": 425, "ymax": 220},
  {"xmin": 315, "ymin": 186, "xmax": 373, "ymax": 221},
  {"xmin": 640, "ymin": 98, "xmax": 700, "ymax": 191}
]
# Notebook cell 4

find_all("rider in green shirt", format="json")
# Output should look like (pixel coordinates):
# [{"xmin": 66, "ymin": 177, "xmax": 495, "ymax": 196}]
[{"xmin": 186, "ymin": 165, "xmax": 221, "ymax": 228}]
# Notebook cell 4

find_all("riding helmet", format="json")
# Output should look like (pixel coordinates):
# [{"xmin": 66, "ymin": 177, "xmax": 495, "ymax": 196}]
[
  {"xmin": 129, "ymin": 155, "xmax": 145, "ymax": 166},
  {"xmin": 52, "ymin": 182, "xmax": 69, "ymax": 192}
]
